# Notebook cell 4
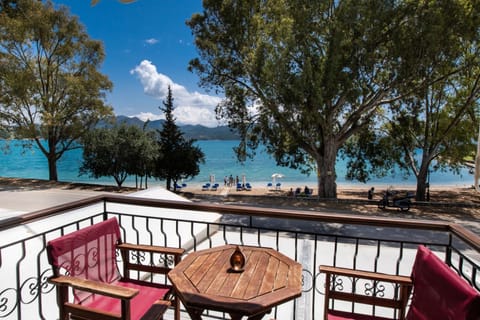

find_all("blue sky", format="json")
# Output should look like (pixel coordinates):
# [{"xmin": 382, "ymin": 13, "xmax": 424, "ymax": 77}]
[{"xmin": 55, "ymin": 0, "xmax": 223, "ymax": 127}]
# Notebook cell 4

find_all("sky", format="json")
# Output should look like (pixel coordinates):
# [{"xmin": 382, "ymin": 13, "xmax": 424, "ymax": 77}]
[{"xmin": 54, "ymin": 0, "xmax": 224, "ymax": 127}]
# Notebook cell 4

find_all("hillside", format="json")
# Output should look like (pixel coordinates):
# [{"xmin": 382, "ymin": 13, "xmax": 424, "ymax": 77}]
[
  {"xmin": 104, "ymin": 116, "xmax": 240, "ymax": 140},
  {"xmin": 1, "ymin": 116, "xmax": 241, "ymax": 141}
]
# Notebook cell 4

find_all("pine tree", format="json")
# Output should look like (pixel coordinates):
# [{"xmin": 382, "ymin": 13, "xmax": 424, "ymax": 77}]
[{"xmin": 154, "ymin": 86, "xmax": 205, "ymax": 191}]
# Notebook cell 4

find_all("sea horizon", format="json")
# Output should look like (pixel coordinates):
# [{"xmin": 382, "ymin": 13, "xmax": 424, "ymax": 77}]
[{"xmin": 0, "ymin": 139, "xmax": 474, "ymax": 191}]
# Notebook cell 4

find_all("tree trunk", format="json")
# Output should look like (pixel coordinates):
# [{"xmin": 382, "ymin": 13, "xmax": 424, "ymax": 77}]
[
  {"xmin": 114, "ymin": 176, "xmax": 123, "ymax": 188},
  {"xmin": 47, "ymin": 154, "xmax": 58, "ymax": 181},
  {"xmin": 166, "ymin": 177, "xmax": 172, "ymax": 190},
  {"xmin": 416, "ymin": 164, "xmax": 430, "ymax": 201},
  {"xmin": 46, "ymin": 137, "xmax": 58, "ymax": 181},
  {"xmin": 316, "ymin": 142, "xmax": 338, "ymax": 199}
]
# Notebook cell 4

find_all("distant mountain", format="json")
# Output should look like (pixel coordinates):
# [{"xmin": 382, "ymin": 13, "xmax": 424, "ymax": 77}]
[{"xmin": 110, "ymin": 116, "xmax": 240, "ymax": 140}]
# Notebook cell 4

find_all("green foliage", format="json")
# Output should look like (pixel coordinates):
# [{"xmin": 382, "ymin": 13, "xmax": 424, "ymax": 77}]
[
  {"xmin": 341, "ymin": 128, "xmax": 399, "ymax": 183},
  {"xmin": 0, "ymin": 0, "xmax": 113, "ymax": 181},
  {"xmin": 154, "ymin": 86, "xmax": 205, "ymax": 190},
  {"xmin": 344, "ymin": 62, "xmax": 480, "ymax": 200},
  {"xmin": 188, "ymin": 0, "xmax": 479, "ymax": 198},
  {"xmin": 80, "ymin": 122, "xmax": 158, "ymax": 188}
]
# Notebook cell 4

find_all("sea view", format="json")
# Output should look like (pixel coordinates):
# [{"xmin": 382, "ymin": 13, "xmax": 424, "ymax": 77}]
[{"xmin": 0, "ymin": 139, "xmax": 474, "ymax": 190}]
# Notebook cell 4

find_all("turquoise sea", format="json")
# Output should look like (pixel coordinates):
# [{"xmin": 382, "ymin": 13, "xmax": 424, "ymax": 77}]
[{"xmin": 0, "ymin": 140, "xmax": 473, "ymax": 189}]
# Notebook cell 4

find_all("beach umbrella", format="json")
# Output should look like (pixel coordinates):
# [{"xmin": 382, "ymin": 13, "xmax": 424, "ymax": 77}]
[{"xmin": 271, "ymin": 173, "xmax": 284, "ymax": 185}]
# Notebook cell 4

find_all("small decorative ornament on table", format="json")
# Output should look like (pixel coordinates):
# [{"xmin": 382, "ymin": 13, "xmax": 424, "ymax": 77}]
[{"xmin": 229, "ymin": 245, "xmax": 246, "ymax": 272}]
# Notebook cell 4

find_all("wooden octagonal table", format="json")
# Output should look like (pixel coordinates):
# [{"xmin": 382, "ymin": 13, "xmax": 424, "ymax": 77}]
[{"xmin": 168, "ymin": 244, "xmax": 302, "ymax": 320}]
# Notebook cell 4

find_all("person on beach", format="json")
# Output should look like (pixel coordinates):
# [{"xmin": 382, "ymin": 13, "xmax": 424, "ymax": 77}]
[
  {"xmin": 304, "ymin": 186, "xmax": 310, "ymax": 195},
  {"xmin": 295, "ymin": 187, "xmax": 301, "ymax": 196},
  {"xmin": 287, "ymin": 188, "xmax": 294, "ymax": 196},
  {"xmin": 368, "ymin": 187, "xmax": 375, "ymax": 199}
]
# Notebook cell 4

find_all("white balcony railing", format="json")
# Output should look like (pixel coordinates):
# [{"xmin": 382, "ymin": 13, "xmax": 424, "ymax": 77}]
[{"xmin": 0, "ymin": 193, "xmax": 478, "ymax": 320}]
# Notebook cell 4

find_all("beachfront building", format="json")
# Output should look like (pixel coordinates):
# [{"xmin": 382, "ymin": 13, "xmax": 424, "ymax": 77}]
[{"xmin": 0, "ymin": 187, "xmax": 478, "ymax": 319}]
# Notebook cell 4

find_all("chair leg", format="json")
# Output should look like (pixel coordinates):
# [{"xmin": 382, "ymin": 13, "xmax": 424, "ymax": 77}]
[
  {"xmin": 57, "ymin": 285, "xmax": 69, "ymax": 320},
  {"xmin": 324, "ymin": 274, "xmax": 331, "ymax": 320},
  {"xmin": 174, "ymin": 296, "xmax": 180, "ymax": 320}
]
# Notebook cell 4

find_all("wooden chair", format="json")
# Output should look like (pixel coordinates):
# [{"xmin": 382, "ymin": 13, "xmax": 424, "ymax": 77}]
[
  {"xmin": 47, "ymin": 217, "xmax": 185, "ymax": 320},
  {"xmin": 320, "ymin": 245, "xmax": 480, "ymax": 320}
]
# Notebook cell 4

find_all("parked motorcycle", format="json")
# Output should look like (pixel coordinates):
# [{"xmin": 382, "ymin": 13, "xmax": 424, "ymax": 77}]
[{"xmin": 377, "ymin": 190, "xmax": 415, "ymax": 211}]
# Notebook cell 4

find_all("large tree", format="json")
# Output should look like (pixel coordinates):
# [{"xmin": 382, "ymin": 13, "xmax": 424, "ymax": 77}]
[
  {"xmin": 343, "ymin": 14, "xmax": 480, "ymax": 201},
  {"xmin": 345, "ymin": 60, "xmax": 480, "ymax": 201},
  {"xmin": 392, "ymin": 73, "xmax": 479, "ymax": 201},
  {"xmin": 187, "ymin": 0, "xmax": 478, "ymax": 198},
  {"xmin": 0, "ymin": 0, "xmax": 113, "ymax": 181},
  {"xmin": 154, "ymin": 86, "xmax": 205, "ymax": 191}
]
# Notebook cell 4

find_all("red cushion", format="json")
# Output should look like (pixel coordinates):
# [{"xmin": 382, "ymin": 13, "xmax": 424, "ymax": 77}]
[
  {"xmin": 47, "ymin": 218, "xmax": 123, "ymax": 302},
  {"xmin": 328, "ymin": 310, "xmax": 394, "ymax": 320},
  {"xmin": 81, "ymin": 279, "xmax": 171, "ymax": 320},
  {"xmin": 406, "ymin": 245, "xmax": 480, "ymax": 320}
]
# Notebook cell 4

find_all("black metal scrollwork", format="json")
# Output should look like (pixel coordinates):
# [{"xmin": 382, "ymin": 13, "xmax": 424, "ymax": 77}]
[
  {"xmin": 302, "ymin": 269, "xmax": 314, "ymax": 292},
  {"xmin": 160, "ymin": 254, "xmax": 174, "ymax": 267},
  {"xmin": 130, "ymin": 250, "xmax": 146, "ymax": 264},
  {"xmin": 0, "ymin": 268, "xmax": 54, "ymax": 318},
  {"xmin": 314, "ymin": 271, "xmax": 326, "ymax": 295},
  {"xmin": 0, "ymin": 287, "xmax": 17, "ymax": 317},
  {"xmin": 332, "ymin": 276, "xmax": 344, "ymax": 292},
  {"xmin": 364, "ymin": 280, "xmax": 385, "ymax": 297}
]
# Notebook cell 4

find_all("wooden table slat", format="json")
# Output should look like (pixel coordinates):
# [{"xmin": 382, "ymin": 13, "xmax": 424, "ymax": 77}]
[
  {"xmin": 274, "ymin": 261, "xmax": 289, "ymax": 289},
  {"xmin": 259, "ymin": 255, "xmax": 280, "ymax": 295},
  {"xmin": 196, "ymin": 249, "xmax": 231, "ymax": 292},
  {"xmin": 229, "ymin": 250, "xmax": 256, "ymax": 299},
  {"xmin": 185, "ymin": 252, "xmax": 212, "ymax": 281},
  {"xmin": 244, "ymin": 251, "xmax": 270, "ymax": 300}
]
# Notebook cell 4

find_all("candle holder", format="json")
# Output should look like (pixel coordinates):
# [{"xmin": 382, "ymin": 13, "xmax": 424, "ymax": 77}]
[{"xmin": 229, "ymin": 246, "xmax": 245, "ymax": 272}]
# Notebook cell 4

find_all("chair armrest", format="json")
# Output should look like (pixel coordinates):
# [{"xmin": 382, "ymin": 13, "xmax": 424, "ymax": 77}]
[
  {"xmin": 320, "ymin": 265, "xmax": 413, "ymax": 319},
  {"xmin": 118, "ymin": 243, "xmax": 185, "ymax": 257},
  {"xmin": 48, "ymin": 275, "xmax": 139, "ymax": 300},
  {"xmin": 320, "ymin": 265, "xmax": 412, "ymax": 285},
  {"xmin": 118, "ymin": 243, "xmax": 185, "ymax": 277}
]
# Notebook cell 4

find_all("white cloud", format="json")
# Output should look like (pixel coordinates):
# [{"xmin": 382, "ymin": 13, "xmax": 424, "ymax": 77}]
[
  {"xmin": 130, "ymin": 60, "xmax": 223, "ymax": 127},
  {"xmin": 132, "ymin": 112, "xmax": 164, "ymax": 122},
  {"xmin": 145, "ymin": 38, "xmax": 159, "ymax": 45}
]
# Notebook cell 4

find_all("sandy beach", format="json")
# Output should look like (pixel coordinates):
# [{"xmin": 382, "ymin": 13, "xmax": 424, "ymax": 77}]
[
  {"xmin": 1, "ymin": 176, "xmax": 477, "ymax": 203},
  {"xmin": 0, "ymin": 177, "xmax": 479, "ymax": 235},
  {"xmin": 184, "ymin": 180, "xmax": 479, "ymax": 203}
]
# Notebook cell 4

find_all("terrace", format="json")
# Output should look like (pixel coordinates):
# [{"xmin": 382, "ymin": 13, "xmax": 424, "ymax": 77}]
[{"xmin": 0, "ymin": 188, "xmax": 479, "ymax": 320}]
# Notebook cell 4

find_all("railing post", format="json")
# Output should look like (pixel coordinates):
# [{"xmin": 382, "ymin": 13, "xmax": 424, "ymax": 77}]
[
  {"xmin": 103, "ymin": 199, "xmax": 108, "ymax": 221},
  {"xmin": 446, "ymin": 233, "xmax": 453, "ymax": 266}
]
